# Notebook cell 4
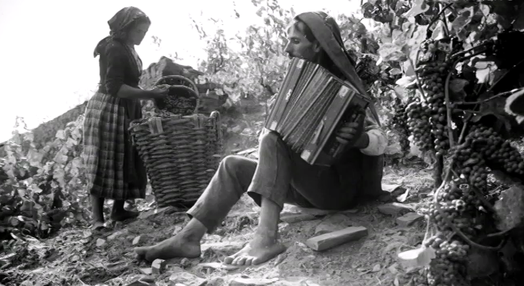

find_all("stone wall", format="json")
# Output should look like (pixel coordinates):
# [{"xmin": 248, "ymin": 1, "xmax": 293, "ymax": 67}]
[{"xmin": 30, "ymin": 101, "xmax": 89, "ymax": 148}]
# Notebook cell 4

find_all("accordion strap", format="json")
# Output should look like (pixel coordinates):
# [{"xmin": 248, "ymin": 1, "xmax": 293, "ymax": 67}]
[{"xmin": 296, "ymin": 12, "xmax": 381, "ymax": 125}]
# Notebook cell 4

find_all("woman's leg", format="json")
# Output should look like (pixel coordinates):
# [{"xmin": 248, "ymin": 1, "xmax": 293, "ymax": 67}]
[
  {"xmin": 111, "ymin": 200, "xmax": 139, "ymax": 221},
  {"xmin": 90, "ymin": 195, "xmax": 105, "ymax": 229}
]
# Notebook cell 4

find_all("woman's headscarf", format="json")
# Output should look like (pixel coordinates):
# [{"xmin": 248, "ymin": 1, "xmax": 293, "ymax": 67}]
[
  {"xmin": 93, "ymin": 6, "xmax": 150, "ymax": 57},
  {"xmin": 294, "ymin": 11, "xmax": 380, "ymax": 123}
]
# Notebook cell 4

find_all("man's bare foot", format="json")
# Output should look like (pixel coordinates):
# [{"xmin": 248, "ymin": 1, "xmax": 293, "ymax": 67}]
[
  {"xmin": 223, "ymin": 235, "xmax": 286, "ymax": 266},
  {"xmin": 134, "ymin": 233, "xmax": 201, "ymax": 262}
]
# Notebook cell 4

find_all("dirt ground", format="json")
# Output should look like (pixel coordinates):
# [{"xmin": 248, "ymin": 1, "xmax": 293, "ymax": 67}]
[{"xmin": 2, "ymin": 164, "xmax": 435, "ymax": 286}]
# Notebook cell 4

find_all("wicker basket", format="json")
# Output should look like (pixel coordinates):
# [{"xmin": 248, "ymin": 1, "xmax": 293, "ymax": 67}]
[{"xmin": 129, "ymin": 76, "xmax": 223, "ymax": 209}]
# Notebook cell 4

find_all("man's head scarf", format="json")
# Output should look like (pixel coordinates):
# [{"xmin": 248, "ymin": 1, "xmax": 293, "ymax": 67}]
[
  {"xmin": 93, "ymin": 6, "xmax": 150, "ymax": 57},
  {"xmin": 294, "ymin": 11, "xmax": 380, "ymax": 123},
  {"xmin": 294, "ymin": 12, "xmax": 370, "ymax": 99}
]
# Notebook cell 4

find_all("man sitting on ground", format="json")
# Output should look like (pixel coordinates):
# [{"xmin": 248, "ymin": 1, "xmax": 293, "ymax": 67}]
[{"xmin": 135, "ymin": 11, "xmax": 387, "ymax": 266}]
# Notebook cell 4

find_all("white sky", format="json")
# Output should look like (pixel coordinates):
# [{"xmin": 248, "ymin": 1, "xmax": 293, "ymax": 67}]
[{"xmin": 0, "ymin": 0, "xmax": 360, "ymax": 142}]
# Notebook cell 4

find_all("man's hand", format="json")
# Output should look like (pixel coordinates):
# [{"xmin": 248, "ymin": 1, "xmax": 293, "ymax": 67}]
[{"xmin": 335, "ymin": 114, "xmax": 366, "ymax": 148}]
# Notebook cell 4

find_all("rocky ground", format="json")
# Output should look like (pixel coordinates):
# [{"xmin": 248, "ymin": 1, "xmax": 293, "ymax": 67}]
[{"xmin": 1, "ymin": 163, "xmax": 434, "ymax": 286}]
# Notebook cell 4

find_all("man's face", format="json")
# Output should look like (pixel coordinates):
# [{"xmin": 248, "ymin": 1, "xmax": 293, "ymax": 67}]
[{"xmin": 284, "ymin": 22, "xmax": 320, "ymax": 62}]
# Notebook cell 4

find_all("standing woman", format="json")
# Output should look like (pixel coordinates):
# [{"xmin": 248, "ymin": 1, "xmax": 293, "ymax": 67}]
[{"xmin": 84, "ymin": 6, "xmax": 168, "ymax": 230}]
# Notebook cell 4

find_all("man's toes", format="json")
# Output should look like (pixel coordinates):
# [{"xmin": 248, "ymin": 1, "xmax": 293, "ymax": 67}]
[
  {"xmin": 233, "ymin": 256, "xmax": 247, "ymax": 265},
  {"xmin": 223, "ymin": 256, "xmax": 234, "ymax": 264},
  {"xmin": 134, "ymin": 247, "xmax": 147, "ymax": 259},
  {"xmin": 251, "ymin": 257, "xmax": 262, "ymax": 265},
  {"xmin": 245, "ymin": 257, "xmax": 256, "ymax": 266}
]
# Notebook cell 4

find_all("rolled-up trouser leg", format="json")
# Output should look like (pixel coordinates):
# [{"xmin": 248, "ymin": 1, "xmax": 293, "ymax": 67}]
[{"xmin": 247, "ymin": 131, "xmax": 294, "ymax": 208}]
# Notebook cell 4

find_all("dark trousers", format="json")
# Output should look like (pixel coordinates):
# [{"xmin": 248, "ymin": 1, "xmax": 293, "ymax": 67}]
[{"xmin": 187, "ymin": 131, "xmax": 357, "ymax": 233}]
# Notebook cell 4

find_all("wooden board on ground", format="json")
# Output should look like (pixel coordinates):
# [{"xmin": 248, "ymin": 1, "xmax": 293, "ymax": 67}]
[{"xmin": 305, "ymin": 226, "xmax": 368, "ymax": 251}]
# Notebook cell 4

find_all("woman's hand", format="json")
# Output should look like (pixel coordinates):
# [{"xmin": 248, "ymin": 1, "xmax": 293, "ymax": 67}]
[{"xmin": 150, "ymin": 84, "xmax": 170, "ymax": 98}]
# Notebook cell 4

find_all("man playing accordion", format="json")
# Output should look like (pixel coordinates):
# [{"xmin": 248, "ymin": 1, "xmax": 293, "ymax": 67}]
[{"xmin": 135, "ymin": 11, "xmax": 387, "ymax": 266}]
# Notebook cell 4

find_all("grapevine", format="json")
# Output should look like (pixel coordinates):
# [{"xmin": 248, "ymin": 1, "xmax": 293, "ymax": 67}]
[
  {"xmin": 416, "ymin": 123, "xmax": 524, "ymax": 285},
  {"xmin": 361, "ymin": 0, "xmax": 524, "ymax": 284},
  {"xmin": 0, "ymin": 116, "xmax": 90, "ymax": 241}
]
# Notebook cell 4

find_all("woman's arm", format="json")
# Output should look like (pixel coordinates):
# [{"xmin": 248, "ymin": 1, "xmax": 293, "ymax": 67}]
[
  {"xmin": 104, "ymin": 42, "xmax": 165, "ymax": 100},
  {"xmin": 116, "ymin": 84, "xmax": 165, "ymax": 100}
]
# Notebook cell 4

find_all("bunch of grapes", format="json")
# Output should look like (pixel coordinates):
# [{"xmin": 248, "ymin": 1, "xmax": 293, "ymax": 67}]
[
  {"xmin": 420, "ymin": 184, "xmax": 472, "ymax": 285},
  {"xmin": 416, "ymin": 39, "xmax": 452, "ymax": 156},
  {"xmin": 406, "ymin": 100, "xmax": 434, "ymax": 151},
  {"xmin": 483, "ymin": 140, "xmax": 524, "ymax": 179},
  {"xmin": 424, "ymin": 232, "xmax": 470, "ymax": 286},
  {"xmin": 355, "ymin": 55, "xmax": 380, "ymax": 88},
  {"xmin": 424, "ymin": 184, "xmax": 477, "ymax": 231},
  {"xmin": 391, "ymin": 99, "xmax": 410, "ymax": 154},
  {"xmin": 452, "ymin": 125, "xmax": 524, "ymax": 192}
]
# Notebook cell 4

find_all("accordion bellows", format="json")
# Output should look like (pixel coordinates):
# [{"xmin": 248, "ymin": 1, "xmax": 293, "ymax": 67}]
[{"xmin": 265, "ymin": 57, "xmax": 370, "ymax": 166}]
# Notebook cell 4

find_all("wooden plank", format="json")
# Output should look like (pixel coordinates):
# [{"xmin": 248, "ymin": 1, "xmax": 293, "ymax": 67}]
[
  {"xmin": 377, "ymin": 202, "xmax": 414, "ymax": 216},
  {"xmin": 305, "ymin": 226, "xmax": 368, "ymax": 251},
  {"xmin": 396, "ymin": 212, "xmax": 423, "ymax": 227},
  {"xmin": 280, "ymin": 213, "xmax": 318, "ymax": 223}
]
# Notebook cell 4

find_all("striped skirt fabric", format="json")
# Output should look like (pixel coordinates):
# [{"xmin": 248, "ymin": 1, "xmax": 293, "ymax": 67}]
[{"xmin": 82, "ymin": 92, "xmax": 146, "ymax": 200}]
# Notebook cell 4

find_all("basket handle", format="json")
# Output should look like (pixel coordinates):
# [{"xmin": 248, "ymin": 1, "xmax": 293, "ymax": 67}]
[
  {"xmin": 210, "ymin": 110, "xmax": 221, "ymax": 121},
  {"xmin": 154, "ymin": 75, "xmax": 199, "ymax": 96}
]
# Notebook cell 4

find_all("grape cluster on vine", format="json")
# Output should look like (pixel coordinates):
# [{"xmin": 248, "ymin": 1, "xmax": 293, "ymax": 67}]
[
  {"xmin": 391, "ymin": 99, "xmax": 411, "ymax": 154},
  {"xmin": 452, "ymin": 125, "xmax": 524, "ymax": 192},
  {"xmin": 425, "ymin": 232, "xmax": 470, "ymax": 286},
  {"xmin": 418, "ymin": 181, "xmax": 475, "ymax": 286},
  {"xmin": 355, "ymin": 55, "xmax": 380, "ymax": 88},
  {"xmin": 416, "ymin": 39, "xmax": 452, "ymax": 156},
  {"xmin": 416, "ymin": 125, "xmax": 524, "ymax": 285},
  {"xmin": 406, "ymin": 100, "xmax": 434, "ymax": 151}
]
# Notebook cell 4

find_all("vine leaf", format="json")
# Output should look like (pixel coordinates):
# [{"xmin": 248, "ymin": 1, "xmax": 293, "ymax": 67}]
[
  {"xmin": 431, "ymin": 21, "xmax": 448, "ymax": 41},
  {"xmin": 472, "ymin": 96, "xmax": 512, "ymax": 132},
  {"xmin": 505, "ymin": 88, "xmax": 524, "ymax": 120},
  {"xmin": 492, "ymin": 170, "xmax": 522, "ymax": 186},
  {"xmin": 403, "ymin": 0, "xmax": 430, "ymax": 18},
  {"xmin": 449, "ymin": 79, "xmax": 469, "ymax": 101},
  {"xmin": 378, "ymin": 43, "xmax": 406, "ymax": 62},
  {"xmin": 396, "ymin": 75, "xmax": 417, "ymax": 88},
  {"xmin": 514, "ymin": 4, "xmax": 524, "ymax": 30},
  {"xmin": 449, "ymin": 79, "xmax": 469, "ymax": 93},
  {"xmin": 451, "ymin": 7, "xmax": 474, "ymax": 38},
  {"xmin": 406, "ymin": 25, "xmax": 428, "ymax": 64},
  {"xmin": 494, "ymin": 185, "xmax": 524, "ymax": 232}
]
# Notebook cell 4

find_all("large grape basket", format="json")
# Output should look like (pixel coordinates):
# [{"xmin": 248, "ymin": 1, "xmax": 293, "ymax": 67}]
[{"xmin": 129, "ymin": 75, "xmax": 223, "ymax": 209}]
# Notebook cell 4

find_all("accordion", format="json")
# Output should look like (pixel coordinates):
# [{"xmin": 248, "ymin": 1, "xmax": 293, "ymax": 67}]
[{"xmin": 265, "ymin": 57, "xmax": 370, "ymax": 166}]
